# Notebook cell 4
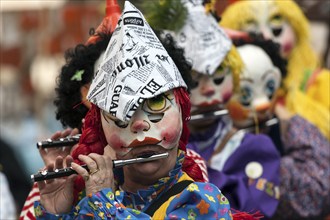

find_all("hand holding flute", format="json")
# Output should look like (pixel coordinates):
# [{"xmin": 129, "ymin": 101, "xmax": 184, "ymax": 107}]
[
  {"xmin": 31, "ymin": 152, "xmax": 169, "ymax": 182},
  {"xmin": 37, "ymin": 153, "xmax": 116, "ymax": 214},
  {"xmin": 36, "ymin": 144, "xmax": 170, "ymax": 214},
  {"xmin": 38, "ymin": 128, "xmax": 79, "ymax": 167}
]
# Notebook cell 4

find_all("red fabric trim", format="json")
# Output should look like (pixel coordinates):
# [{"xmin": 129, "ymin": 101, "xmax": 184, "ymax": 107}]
[
  {"xmin": 26, "ymin": 191, "xmax": 40, "ymax": 201},
  {"xmin": 22, "ymin": 202, "xmax": 34, "ymax": 211},
  {"xmin": 232, "ymin": 209, "xmax": 264, "ymax": 220}
]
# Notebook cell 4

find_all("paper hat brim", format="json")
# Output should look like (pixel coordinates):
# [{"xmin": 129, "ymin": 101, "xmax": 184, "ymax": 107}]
[{"xmin": 87, "ymin": 1, "xmax": 187, "ymax": 122}]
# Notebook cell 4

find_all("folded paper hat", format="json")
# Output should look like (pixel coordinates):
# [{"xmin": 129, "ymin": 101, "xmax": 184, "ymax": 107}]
[
  {"xmin": 174, "ymin": 0, "xmax": 232, "ymax": 75},
  {"xmin": 87, "ymin": 1, "xmax": 187, "ymax": 122}
]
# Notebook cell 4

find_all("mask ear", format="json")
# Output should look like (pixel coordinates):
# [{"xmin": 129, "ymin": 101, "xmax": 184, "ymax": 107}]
[{"xmin": 80, "ymin": 84, "xmax": 91, "ymax": 109}]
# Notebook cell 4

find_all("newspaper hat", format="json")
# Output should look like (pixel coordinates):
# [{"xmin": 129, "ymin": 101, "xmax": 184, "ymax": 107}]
[
  {"xmin": 87, "ymin": 1, "xmax": 187, "ymax": 122},
  {"xmin": 176, "ymin": 0, "xmax": 232, "ymax": 75}
]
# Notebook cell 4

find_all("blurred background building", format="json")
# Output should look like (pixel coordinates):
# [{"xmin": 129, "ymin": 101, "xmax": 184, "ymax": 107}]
[{"xmin": 0, "ymin": 0, "xmax": 329, "ymax": 215}]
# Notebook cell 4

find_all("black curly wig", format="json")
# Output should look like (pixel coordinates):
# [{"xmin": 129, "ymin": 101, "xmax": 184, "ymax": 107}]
[
  {"xmin": 156, "ymin": 30, "xmax": 193, "ymax": 91},
  {"xmin": 54, "ymin": 30, "xmax": 192, "ymax": 130},
  {"xmin": 54, "ymin": 33, "xmax": 111, "ymax": 130}
]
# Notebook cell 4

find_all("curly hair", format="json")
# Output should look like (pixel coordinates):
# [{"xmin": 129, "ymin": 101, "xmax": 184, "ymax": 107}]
[
  {"xmin": 54, "ymin": 33, "xmax": 111, "ymax": 130},
  {"xmin": 155, "ymin": 30, "xmax": 194, "ymax": 91},
  {"xmin": 71, "ymin": 31, "xmax": 206, "ymax": 198}
]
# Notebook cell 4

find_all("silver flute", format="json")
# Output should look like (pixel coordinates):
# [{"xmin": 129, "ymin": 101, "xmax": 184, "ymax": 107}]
[
  {"xmin": 30, "ymin": 152, "xmax": 169, "ymax": 182},
  {"xmin": 36, "ymin": 134, "xmax": 81, "ymax": 149},
  {"xmin": 190, "ymin": 109, "xmax": 228, "ymax": 121},
  {"xmin": 36, "ymin": 110, "xmax": 228, "ymax": 149}
]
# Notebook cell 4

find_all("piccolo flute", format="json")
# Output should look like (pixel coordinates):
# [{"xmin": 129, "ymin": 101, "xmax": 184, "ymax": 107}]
[
  {"xmin": 36, "ymin": 134, "xmax": 81, "ymax": 148},
  {"xmin": 241, "ymin": 117, "xmax": 279, "ymax": 132},
  {"xmin": 30, "ymin": 152, "xmax": 169, "ymax": 182},
  {"xmin": 190, "ymin": 109, "xmax": 228, "ymax": 121}
]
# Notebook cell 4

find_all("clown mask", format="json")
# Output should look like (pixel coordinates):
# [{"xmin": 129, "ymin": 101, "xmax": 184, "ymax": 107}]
[
  {"xmin": 222, "ymin": 0, "xmax": 296, "ymax": 59},
  {"xmin": 190, "ymin": 67, "xmax": 233, "ymax": 116},
  {"xmin": 101, "ymin": 90, "xmax": 182, "ymax": 158},
  {"xmin": 227, "ymin": 44, "xmax": 281, "ymax": 128}
]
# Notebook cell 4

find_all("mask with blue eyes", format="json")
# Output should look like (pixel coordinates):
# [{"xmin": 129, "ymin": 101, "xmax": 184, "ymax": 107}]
[{"xmin": 227, "ymin": 44, "xmax": 281, "ymax": 128}]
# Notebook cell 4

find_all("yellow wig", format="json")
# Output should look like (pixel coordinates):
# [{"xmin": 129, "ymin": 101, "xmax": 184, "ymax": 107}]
[
  {"xmin": 220, "ymin": 0, "xmax": 330, "ymax": 140},
  {"xmin": 220, "ymin": 0, "xmax": 319, "ymax": 90},
  {"xmin": 222, "ymin": 45, "xmax": 243, "ymax": 93}
]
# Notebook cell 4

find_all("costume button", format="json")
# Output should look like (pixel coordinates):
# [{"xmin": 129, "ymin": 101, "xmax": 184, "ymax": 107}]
[{"xmin": 245, "ymin": 161, "xmax": 263, "ymax": 179}]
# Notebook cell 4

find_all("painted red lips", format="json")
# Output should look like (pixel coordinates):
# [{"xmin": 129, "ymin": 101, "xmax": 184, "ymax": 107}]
[{"xmin": 127, "ymin": 137, "xmax": 161, "ymax": 148}]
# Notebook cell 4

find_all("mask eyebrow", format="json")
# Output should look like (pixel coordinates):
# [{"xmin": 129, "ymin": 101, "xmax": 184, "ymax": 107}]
[
  {"xmin": 268, "ymin": 5, "xmax": 281, "ymax": 21},
  {"xmin": 240, "ymin": 77, "xmax": 254, "ymax": 83},
  {"xmin": 261, "ymin": 70, "xmax": 276, "ymax": 81}
]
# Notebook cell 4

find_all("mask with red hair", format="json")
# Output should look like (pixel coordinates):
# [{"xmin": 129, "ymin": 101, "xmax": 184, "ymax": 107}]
[{"xmin": 71, "ymin": 1, "xmax": 205, "ymax": 201}]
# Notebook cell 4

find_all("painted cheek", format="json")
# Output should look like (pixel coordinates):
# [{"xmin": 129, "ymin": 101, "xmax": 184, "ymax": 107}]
[
  {"xmin": 107, "ymin": 133, "xmax": 127, "ymax": 151},
  {"xmin": 282, "ymin": 42, "xmax": 293, "ymax": 57},
  {"xmin": 161, "ymin": 125, "xmax": 181, "ymax": 145},
  {"xmin": 278, "ymin": 24, "xmax": 296, "ymax": 58},
  {"xmin": 223, "ymin": 91, "xmax": 233, "ymax": 103},
  {"xmin": 159, "ymin": 111, "xmax": 182, "ymax": 148},
  {"xmin": 220, "ymin": 81, "xmax": 233, "ymax": 103}
]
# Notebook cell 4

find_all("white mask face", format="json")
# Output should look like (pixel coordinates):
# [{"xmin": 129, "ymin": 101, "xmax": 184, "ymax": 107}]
[
  {"xmin": 189, "ymin": 67, "xmax": 233, "ymax": 116},
  {"xmin": 230, "ymin": 44, "xmax": 281, "ymax": 127},
  {"xmin": 239, "ymin": 1, "xmax": 296, "ymax": 58},
  {"xmin": 101, "ymin": 90, "xmax": 182, "ymax": 157}
]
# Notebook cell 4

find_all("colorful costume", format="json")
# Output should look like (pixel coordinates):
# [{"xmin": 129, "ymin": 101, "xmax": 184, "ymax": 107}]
[
  {"xmin": 187, "ymin": 118, "xmax": 280, "ymax": 218},
  {"xmin": 220, "ymin": 0, "xmax": 330, "ymax": 140},
  {"xmin": 227, "ymin": 40, "xmax": 330, "ymax": 219},
  {"xmin": 142, "ymin": 0, "xmax": 281, "ymax": 218},
  {"xmin": 34, "ymin": 1, "xmax": 234, "ymax": 219},
  {"xmin": 272, "ymin": 116, "xmax": 330, "ymax": 219},
  {"xmin": 34, "ymin": 151, "xmax": 232, "ymax": 219}
]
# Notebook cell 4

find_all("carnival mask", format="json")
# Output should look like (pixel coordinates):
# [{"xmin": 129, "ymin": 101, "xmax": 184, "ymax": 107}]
[
  {"xmin": 101, "ymin": 90, "xmax": 182, "ymax": 156},
  {"xmin": 227, "ymin": 44, "xmax": 281, "ymax": 128}
]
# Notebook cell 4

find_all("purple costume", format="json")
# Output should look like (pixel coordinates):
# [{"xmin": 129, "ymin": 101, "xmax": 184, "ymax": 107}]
[
  {"xmin": 271, "ymin": 116, "xmax": 330, "ymax": 219},
  {"xmin": 187, "ymin": 117, "xmax": 281, "ymax": 218}
]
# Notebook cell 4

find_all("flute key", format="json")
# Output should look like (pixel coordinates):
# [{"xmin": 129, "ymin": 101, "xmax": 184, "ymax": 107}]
[
  {"xmin": 36, "ymin": 134, "xmax": 81, "ymax": 149},
  {"xmin": 31, "ymin": 152, "xmax": 169, "ymax": 182}
]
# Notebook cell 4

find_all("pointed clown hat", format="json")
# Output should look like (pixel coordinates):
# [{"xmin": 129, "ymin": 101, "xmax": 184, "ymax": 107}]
[
  {"xmin": 87, "ymin": 1, "xmax": 187, "ymax": 122},
  {"xmin": 86, "ymin": 0, "xmax": 121, "ymax": 45},
  {"xmin": 144, "ymin": 0, "xmax": 232, "ymax": 75}
]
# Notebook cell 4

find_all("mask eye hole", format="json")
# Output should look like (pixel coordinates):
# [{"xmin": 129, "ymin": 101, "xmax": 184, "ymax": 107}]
[
  {"xmin": 265, "ymin": 79, "xmax": 276, "ymax": 99},
  {"xmin": 213, "ymin": 76, "xmax": 225, "ymax": 85},
  {"xmin": 146, "ymin": 95, "xmax": 167, "ymax": 112},
  {"xmin": 213, "ymin": 66, "xmax": 230, "ymax": 85},
  {"xmin": 240, "ymin": 86, "xmax": 253, "ymax": 106},
  {"xmin": 242, "ymin": 19, "xmax": 258, "ymax": 33},
  {"xmin": 147, "ymin": 113, "xmax": 164, "ymax": 123},
  {"xmin": 270, "ymin": 14, "xmax": 284, "ymax": 37},
  {"xmin": 114, "ymin": 120, "xmax": 129, "ymax": 128},
  {"xmin": 102, "ymin": 110, "xmax": 129, "ymax": 128},
  {"xmin": 142, "ymin": 92, "xmax": 174, "ymax": 123},
  {"xmin": 191, "ymin": 71, "xmax": 201, "ymax": 89},
  {"xmin": 272, "ymin": 28, "xmax": 283, "ymax": 37}
]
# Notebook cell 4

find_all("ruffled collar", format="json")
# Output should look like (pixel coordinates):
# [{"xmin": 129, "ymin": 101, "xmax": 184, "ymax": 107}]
[{"xmin": 116, "ymin": 150, "xmax": 185, "ymax": 211}]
